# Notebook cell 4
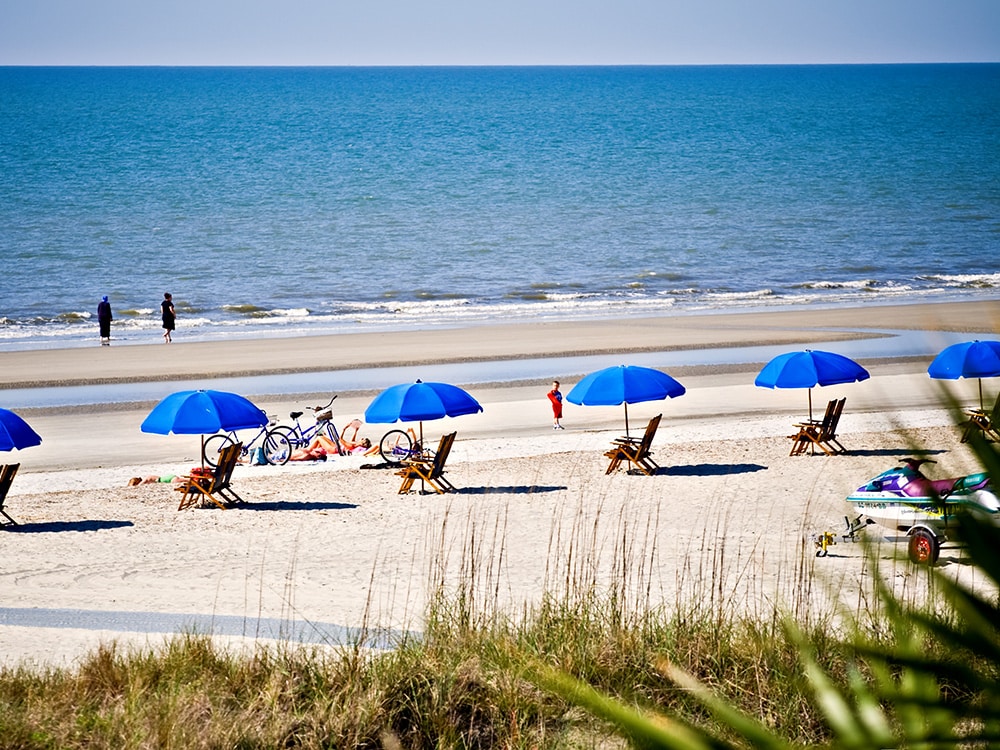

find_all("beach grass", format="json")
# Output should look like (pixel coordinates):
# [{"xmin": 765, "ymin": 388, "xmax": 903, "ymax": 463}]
[
  {"xmin": 0, "ymin": 593, "xmax": 843, "ymax": 747},
  {"xmin": 0, "ymin": 570, "xmax": 979, "ymax": 749}
]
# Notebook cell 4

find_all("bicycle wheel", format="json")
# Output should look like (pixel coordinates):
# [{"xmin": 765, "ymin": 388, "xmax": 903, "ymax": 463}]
[
  {"xmin": 203, "ymin": 434, "xmax": 236, "ymax": 468},
  {"xmin": 319, "ymin": 421, "xmax": 345, "ymax": 455},
  {"xmin": 379, "ymin": 429, "xmax": 412, "ymax": 464},
  {"xmin": 264, "ymin": 426, "xmax": 294, "ymax": 466}
]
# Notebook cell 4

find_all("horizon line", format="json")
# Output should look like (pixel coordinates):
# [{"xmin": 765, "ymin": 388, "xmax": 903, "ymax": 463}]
[{"xmin": 2, "ymin": 60, "xmax": 998, "ymax": 69}]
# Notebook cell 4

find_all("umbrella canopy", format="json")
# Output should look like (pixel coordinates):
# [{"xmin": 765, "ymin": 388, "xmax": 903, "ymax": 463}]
[
  {"xmin": 566, "ymin": 365, "xmax": 686, "ymax": 436},
  {"xmin": 927, "ymin": 340, "xmax": 1000, "ymax": 410},
  {"xmin": 141, "ymin": 389, "xmax": 268, "ymax": 435},
  {"xmin": 364, "ymin": 380, "xmax": 483, "ymax": 442},
  {"xmin": 0, "ymin": 407, "xmax": 42, "ymax": 452},
  {"xmin": 755, "ymin": 349, "xmax": 870, "ymax": 421},
  {"xmin": 141, "ymin": 389, "xmax": 268, "ymax": 466}
]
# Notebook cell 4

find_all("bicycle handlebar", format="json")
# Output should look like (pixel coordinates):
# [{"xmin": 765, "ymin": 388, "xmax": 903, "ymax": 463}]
[{"xmin": 313, "ymin": 394, "xmax": 337, "ymax": 411}]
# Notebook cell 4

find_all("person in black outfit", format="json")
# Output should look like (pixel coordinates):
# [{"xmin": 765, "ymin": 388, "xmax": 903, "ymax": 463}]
[
  {"xmin": 97, "ymin": 295, "xmax": 113, "ymax": 345},
  {"xmin": 161, "ymin": 292, "xmax": 176, "ymax": 343}
]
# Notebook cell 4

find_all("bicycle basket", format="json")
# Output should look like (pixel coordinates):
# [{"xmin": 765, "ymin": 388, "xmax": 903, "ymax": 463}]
[{"xmin": 314, "ymin": 409, "xmax": 333, "ymax": 422}]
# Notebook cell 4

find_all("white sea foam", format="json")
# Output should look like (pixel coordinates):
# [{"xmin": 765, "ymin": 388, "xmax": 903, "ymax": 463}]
[
  {"xmin": 919, "ymin": 273, "xmax": 1000, "ymax": 288},
  {"xmin": 703, "ymin": 289, "xmax": 776, "ymax": 302},
  {"xmin": 798, "ymin": 279, "xmax": 879, "ymax": 290},
  {"xmin": 254, "ymin": 307, "xmax": 312, "ymax": 319},
  {"xmin": 0, "ymin": 281, "xmax": 996, "ymax": 352}
]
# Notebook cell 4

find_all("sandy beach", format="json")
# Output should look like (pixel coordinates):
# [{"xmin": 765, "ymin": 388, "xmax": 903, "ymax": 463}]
[{"xmin": 2, "ymin": 300, "xmax": 999, "ymax": 668}]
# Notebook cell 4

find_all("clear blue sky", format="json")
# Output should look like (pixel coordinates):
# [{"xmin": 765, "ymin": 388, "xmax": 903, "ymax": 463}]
[{"xmin": 2, "ymin": 0, "xmax": 998, "ymax": 66}]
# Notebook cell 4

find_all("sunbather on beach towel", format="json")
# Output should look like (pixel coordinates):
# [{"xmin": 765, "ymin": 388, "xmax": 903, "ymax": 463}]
[
  {"xmin": 127, "ymin": 475, "xmax": 184, "ymax": 486},
  {"xmin": 289, "ymin": 431, "xmax": 372, "ymax": 461},
  {"xmin": 339, "ymin": 419, "xmax": 372, "ymax": 453}
]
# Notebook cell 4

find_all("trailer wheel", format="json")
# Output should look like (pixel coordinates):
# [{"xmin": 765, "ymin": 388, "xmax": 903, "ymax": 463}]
[{"xmin": 907, "ymin": 528, "xmax": 939, "ymax": 565}]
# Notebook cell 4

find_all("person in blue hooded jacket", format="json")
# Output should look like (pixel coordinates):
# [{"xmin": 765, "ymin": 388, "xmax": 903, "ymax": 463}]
[{"xmin": 97, "ymin": 295, "xmax": 113, "ymax": 345}]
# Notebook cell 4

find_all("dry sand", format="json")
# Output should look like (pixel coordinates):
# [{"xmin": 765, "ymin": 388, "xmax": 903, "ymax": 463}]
[{"xmin": 2, "ymin": 300, "xmax": 999, "ymax": 668}]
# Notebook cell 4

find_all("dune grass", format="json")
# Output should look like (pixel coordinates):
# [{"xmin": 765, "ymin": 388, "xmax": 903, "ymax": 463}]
[
  {"xmin": 2, "ymin": 573, "xmax": 985, "ymax": 749},
  {"xmin": 2, "ymin": 435, "xmax": 999, "ymax": 748},
  {"xmin": 0, "ymin": 596, "xmax": 843, "ymax": 748}
]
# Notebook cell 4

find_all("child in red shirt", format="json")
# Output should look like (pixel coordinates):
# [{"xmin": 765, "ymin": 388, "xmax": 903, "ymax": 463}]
[{"xmin": 547, "ymin": 381, "xmax": 564, "ymax": 429}]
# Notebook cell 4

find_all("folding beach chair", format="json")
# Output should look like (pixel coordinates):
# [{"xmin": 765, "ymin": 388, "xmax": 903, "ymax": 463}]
[
  {"xmin": 0, "ymin": 463, "xmax": 21, "ymax": 526},
  {"xmin": 789, "ymin": 398, "xmax": 847, "ymax": 456},
  {"xmin": 603, "ymin": 414, "xmax": 662, "ymax": 475},
  {"xmin": 961, "ymin": 392, "xmax": 1000, "ymax": 443},
  {"xmin": 175, "ymin": 442, "xmax": 245, "ymax": 510},
  {"xmin": 396, "ymin": 432, "xmax": 457, "ymax": 494}
]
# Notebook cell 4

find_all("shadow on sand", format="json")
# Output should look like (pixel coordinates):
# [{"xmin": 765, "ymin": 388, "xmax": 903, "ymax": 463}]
[
  {"xmin": 5, "ymin": 519, "xmax": 134, "ymax": 533},
  {"xmin": 453, "ymin": 485, "xmax": 567, "ymax": 495},
  {"xmin": 845, "ymin": 448, "xmax": 949, "ymax": 458},
  {"xmin": 664, "ymin": 463, "xmax": 768, "ymax": 477},
  {"xmin": 240, "ymin": 500, "xmax": 359, "ymax": 512}
]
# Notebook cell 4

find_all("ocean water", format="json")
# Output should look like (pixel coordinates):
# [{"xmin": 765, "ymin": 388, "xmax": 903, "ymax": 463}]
[{"xmin": 1, "ymin": 64, "xmax": 998, "ymax": 351}]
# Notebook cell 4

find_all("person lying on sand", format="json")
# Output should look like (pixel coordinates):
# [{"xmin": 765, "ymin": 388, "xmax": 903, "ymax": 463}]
[
  {"xmin": 339, "ymin": 419, "xmax": 372, "ymax": 453},
  {"xmin": 289, "ymin": 428, "xmax": 372, "ymax": 462},
  {"xmin": 127, "ymin": 475, "xmax": 184, "ymax": 486}
]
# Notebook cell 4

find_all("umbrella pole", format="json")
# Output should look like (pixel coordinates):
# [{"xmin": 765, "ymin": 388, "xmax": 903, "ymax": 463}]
[
  {"xmin": 419, "ymin": 421, "xmax": 425, "ymax": 493},
  {"xmin": 808, "ymin": 389, "xmax": 813, "ymax": 422},
  {"xmin": 980, "ymin": 379, "xmax": 985, "ymax": 412},
  {"xmin": 624, "ymin": 402, "xmax": 630, "ymax": 438}
]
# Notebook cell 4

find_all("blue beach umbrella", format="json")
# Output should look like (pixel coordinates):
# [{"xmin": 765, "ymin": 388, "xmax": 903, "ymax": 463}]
[
  {"xmin": 0, "ymin": 408, "xmax": 43, "ymax": 452},
  {"xmin": 141, "ymin": 389, "xmax": 268, "ymax": 466},
  {"xmin": 364, "ymin": 380, "xmax": 483, "ymax": 443},
  {"xmin": 927, "ymin": 340, "xmax": 1000, "ymax": 411},
  {"xmin": 566, "ymin": 365, "xmax": 686, "ymax": 437},
  {"xmin": 755, "ymin": 349, "xmax": 870, "ymax": 421}
]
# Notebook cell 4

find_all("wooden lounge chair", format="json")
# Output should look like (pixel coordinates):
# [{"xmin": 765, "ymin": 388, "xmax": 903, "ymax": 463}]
[
  {"xmin": 396, "ymin": 432, "xmax": 457, "ymax": 494},
  {"xmin": 789, "ymin": 399, "xmax": 837, "ymax": 456},
  {"xmin": 0, "ymin": 463, "xmax": 21, "ymax": 527},
  {"xmin": 603, "ymin": 414, "xmax": 662, "ymax": 475},
  {"xmin": 961, "ymin": 392, "xmax": 1000, "ymax": 443},
  {"xmin": 175, "ymin": 442, "xmax": 245, "ymax": 510},
  {"xmin": 789, "ymin": 398, "xmax": 846, "ymax": 456}
]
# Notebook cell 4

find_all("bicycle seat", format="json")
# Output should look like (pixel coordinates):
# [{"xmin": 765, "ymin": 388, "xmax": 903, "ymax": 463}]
[{"xmin": 290, "ymin": 411, "xmax": 304, "ymax": 420}]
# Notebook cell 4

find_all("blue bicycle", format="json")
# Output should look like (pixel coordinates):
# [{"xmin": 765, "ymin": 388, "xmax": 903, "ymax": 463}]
[
  {"xmin": 202, "ymin": 411, "xmax": 284, "ymax": 467},
  {"xmin": 265, "ymin": 396, "xmax": 343, "ymax": 465},
  {"xmin": 377, "ymin": 426, "xmax": 423, "ymax": 464}
]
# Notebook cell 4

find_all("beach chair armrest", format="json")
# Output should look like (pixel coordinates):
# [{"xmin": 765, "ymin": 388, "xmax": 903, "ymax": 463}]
[
  {"xmin": 178, "ymin": 474, "xmax": 212, "ymax": 490},
  {"xmin": 612, "ymin": 436, "xmax": 640, "ymax": 446},
  {"xmin": 401, "ymin": 456, "xmax": 431, "ymax": 468}
]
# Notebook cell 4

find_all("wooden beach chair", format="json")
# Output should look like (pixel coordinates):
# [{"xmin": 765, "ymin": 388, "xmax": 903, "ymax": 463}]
[
  {"xmin": 789, "ymin": 399, "xmax": 836, "ymax": 456},
  {"xmin": 0, "ymin": 463, "xmax": 21, "ymax": 527},
  {"xmin": 961, "ymin": 392, "xmax": 1000, "ymax": 443},
  {"xmin": 175, "ymin": 442, "xmax": 245, "ymax": 510},
  {"xmin": 603, "ymin": 414, "xmax": 662, "ymax": 475},
  {"xmin": 789, "ymin": 398, "xmax": 847, "ymax": 456},
  {"xmin": 396, "ymin": 432, "xmax": 457, "ymax": 494}
]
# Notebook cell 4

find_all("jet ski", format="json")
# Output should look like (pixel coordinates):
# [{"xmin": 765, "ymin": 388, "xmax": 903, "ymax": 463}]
[{"xmin": 845, "ymin": 458, "xmax": 998, "ymax": 564}]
